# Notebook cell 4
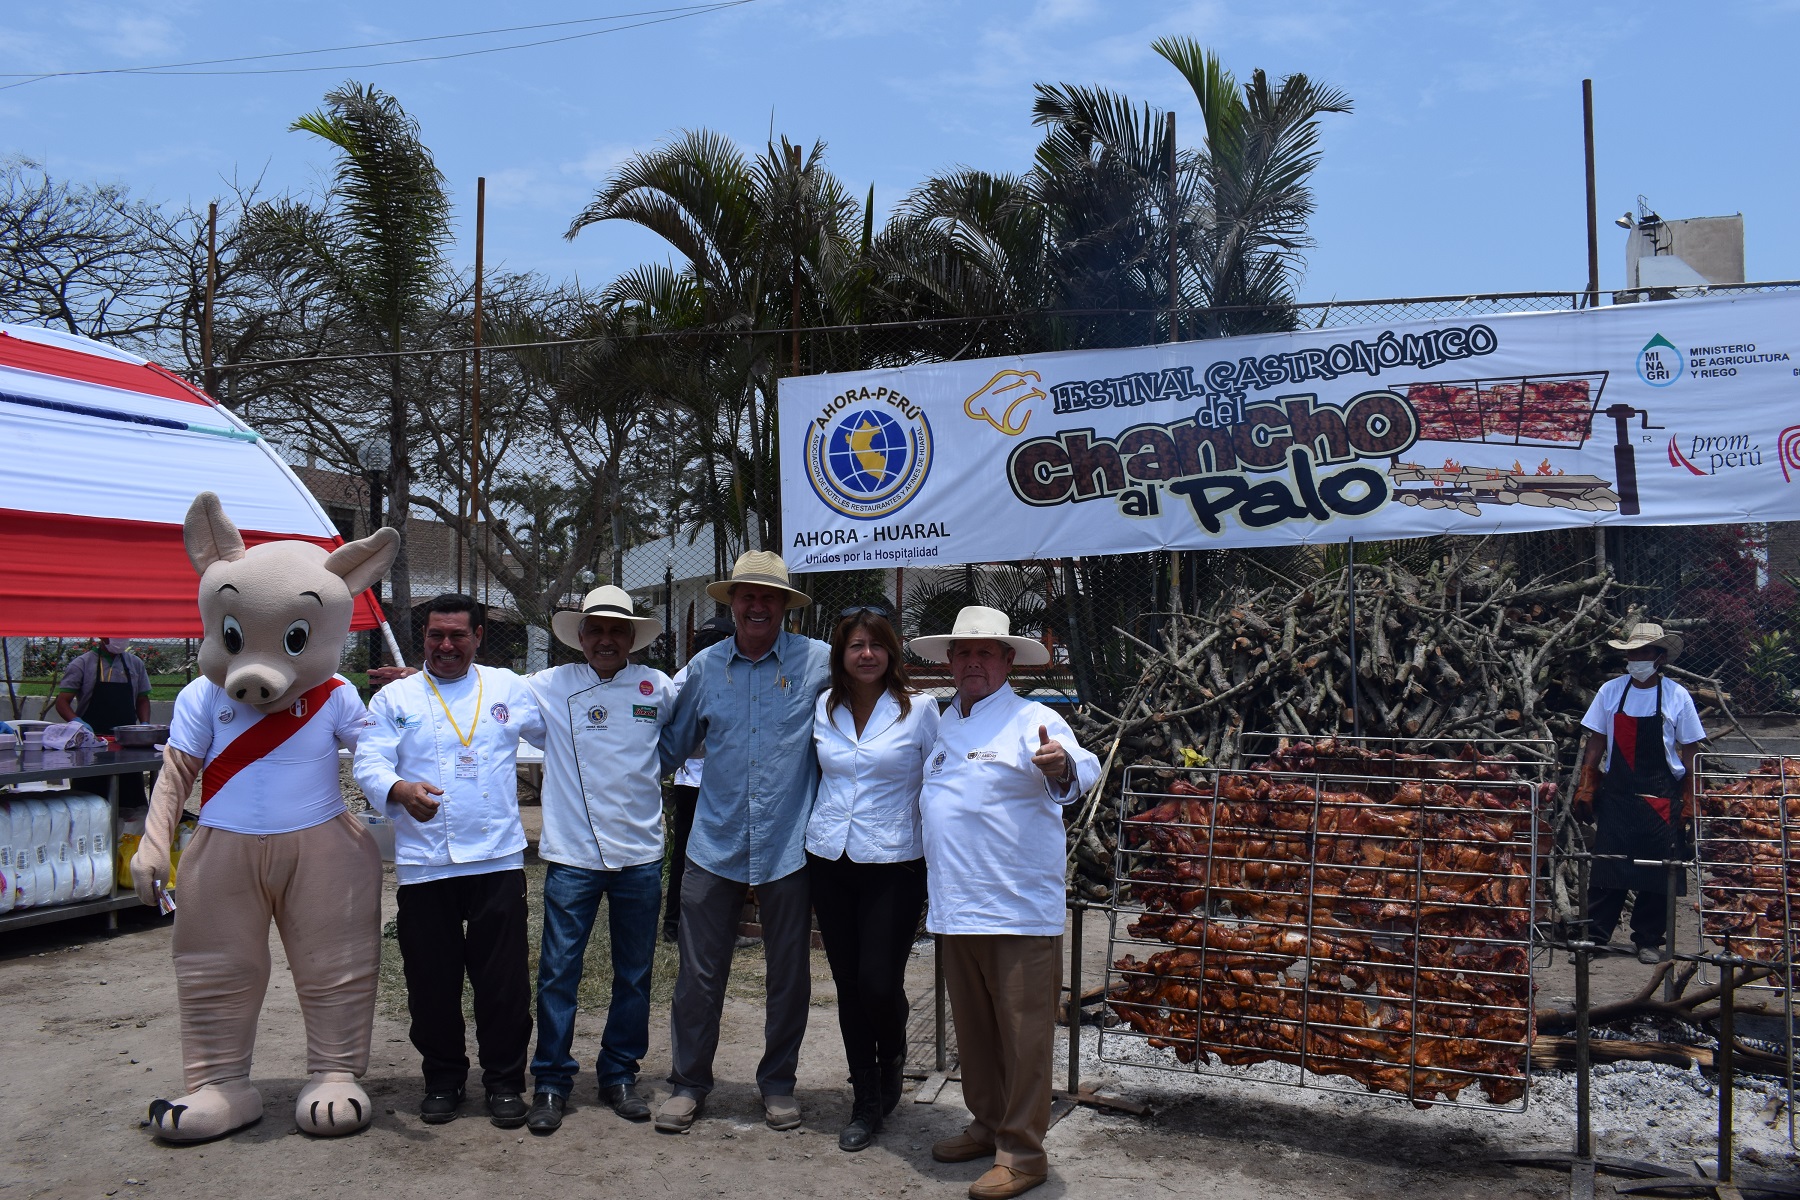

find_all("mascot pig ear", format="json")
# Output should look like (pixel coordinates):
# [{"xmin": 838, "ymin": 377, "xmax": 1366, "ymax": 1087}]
[
  {"xmin": 184, "ymin": 492, "xmax": 247, "ymax": 575},
  {"xmin": 324, "ymin": 527, "xmax": 401, "ymax": 598}
]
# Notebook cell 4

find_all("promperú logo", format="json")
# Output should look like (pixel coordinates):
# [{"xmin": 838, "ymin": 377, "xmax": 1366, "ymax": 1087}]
[
  {"xmin": 805, "ymin": 385, "xmax": 933, "ymax": 520},
  {"xmin": 1780, "ymin": 426, "xmax": 1800, "ymax": 483},
  {"xmin": 1637, "ymin": 334, "xmax": 1683, "ymax": 387},
  {"xmin": 1668, "ymin": 433, "xmax": 1762, "ymax": 476}
]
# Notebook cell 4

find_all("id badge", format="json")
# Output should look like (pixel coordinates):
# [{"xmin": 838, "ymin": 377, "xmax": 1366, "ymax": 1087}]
[{"xmin": 455, "ymin": 748, "xmax": 479, "ymax": 780}]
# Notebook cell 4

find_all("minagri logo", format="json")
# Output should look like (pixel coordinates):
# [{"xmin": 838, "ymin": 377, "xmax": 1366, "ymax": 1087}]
[{"xmin": 1637, "ymin": 334, "xmax": 1682, "ymax": 388}]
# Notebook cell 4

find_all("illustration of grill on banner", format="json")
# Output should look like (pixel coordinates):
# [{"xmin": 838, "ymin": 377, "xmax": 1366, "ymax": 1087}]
[
  {"xmin": 1101, "ymin": 740, "xmax": 1541, "ymax": 1110},
  {"xmin": 1389, "ymin": 371, "xmax": 1660, "ymax": 515}
]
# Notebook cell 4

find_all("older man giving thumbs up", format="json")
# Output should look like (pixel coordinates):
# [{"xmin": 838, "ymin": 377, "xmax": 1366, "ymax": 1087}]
[{"xmin": 909, "ymin": 606, "xmax": 1099, "ymax": 1200}]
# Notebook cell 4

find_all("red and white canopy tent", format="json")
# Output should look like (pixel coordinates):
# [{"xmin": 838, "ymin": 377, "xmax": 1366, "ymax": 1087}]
[{"xmin": 0, "ymin": 322, "xmax": 393, "ymax": 647}]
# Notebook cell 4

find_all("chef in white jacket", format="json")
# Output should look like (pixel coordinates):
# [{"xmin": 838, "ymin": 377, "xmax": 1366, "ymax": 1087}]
[
  {"xmin": 908, "ymin": 606, "xmax": 1099, "ymax": 1200},
  {"xmin": 354, "ymin": 594, "xmax": 545, "ymax": 1130},
  {"xmin": 520, "ymin": 586, "xmax": 674, "ymax": 1134}
]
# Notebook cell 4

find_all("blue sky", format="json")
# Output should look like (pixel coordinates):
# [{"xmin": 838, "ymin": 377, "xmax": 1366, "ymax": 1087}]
[{"xmin": 4, "ymin": 0, "xmax": 1797, "ymax": 305}]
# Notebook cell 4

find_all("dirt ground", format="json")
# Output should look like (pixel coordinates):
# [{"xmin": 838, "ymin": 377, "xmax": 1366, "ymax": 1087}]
[{"xmin": 11, "ymin": 877, "xmax": 1710, "ymax": 1200}]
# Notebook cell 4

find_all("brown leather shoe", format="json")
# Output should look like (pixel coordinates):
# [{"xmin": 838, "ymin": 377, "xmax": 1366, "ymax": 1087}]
[
  {"xmin": 969, "ymin": 1164, "xmax": 1047, "ymax": 1200},
  {"xmin": 932, "ymin": 1131, "xmax": 996, "ymax": 1163}
]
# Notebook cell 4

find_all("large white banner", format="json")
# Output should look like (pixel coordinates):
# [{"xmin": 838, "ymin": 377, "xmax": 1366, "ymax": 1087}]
[{"xmin": 778, "ymin": 292, "xmax": 1800, "ymax": 570}]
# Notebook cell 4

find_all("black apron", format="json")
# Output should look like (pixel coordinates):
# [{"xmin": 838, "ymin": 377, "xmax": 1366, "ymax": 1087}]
[
  {"xmin": 1590, "ymin": 677, "xmax": 1687, "ymax": 894},
  {"xmin": 82, "ymin": 651, "xmax": 138, "ymax": 736}
]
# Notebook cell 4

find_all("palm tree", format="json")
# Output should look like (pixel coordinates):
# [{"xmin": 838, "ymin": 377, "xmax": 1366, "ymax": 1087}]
[
  {"xmin": 566, "ymin": 132, "xmax": 862, "ymax": 550},
  {"xmin": 262, "ymin": 81, "xmax": 453, "ymax": 652}
]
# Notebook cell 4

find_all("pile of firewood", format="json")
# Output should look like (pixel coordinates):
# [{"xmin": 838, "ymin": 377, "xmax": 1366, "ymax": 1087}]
[{"xmin": 1065, "ymin": 554, "xmax": 1735, "ymax": 903}]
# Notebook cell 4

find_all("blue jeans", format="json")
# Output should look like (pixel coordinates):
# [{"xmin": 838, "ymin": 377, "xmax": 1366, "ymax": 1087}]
[{"xmin": 531, "ymin": 860, "xmax": 662, "ymax": 1096}]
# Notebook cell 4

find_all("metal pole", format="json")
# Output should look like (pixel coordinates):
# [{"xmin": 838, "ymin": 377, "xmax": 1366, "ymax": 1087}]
[
  {"xmin": 1345, "ymin": 537, "xmax": 1362, "ymax": 737},
  {"xmin": 934, "ymin": 937, "xmax": 947, "ymax": 1073},
  {"xmin": 202, "ymin": 202, "xmax": 218, "ymax": 397},
  {"xmin": 1576, "ymin": 855, "xmax": 1593, "ymax": 1160},
  {"xmin": 1067, "ymin": 901, "xmax": 1084, "ymax": 1095},
  {"xmin": 1718, "ymin": 957, "xmax": 1736, "ymax": 1183},
  {"xmin": 1582, "ymin": 79, "xmax": 1600, "ymax": 308},
  {"xmin": 469, "ymin": 177, "xmax": 485, "ymax": 597},
  {"xmin": 1166, "ymin": 110, "xmax": 1179, "ymax": 343},
  {"xmin": 1663, "ymin": 857, "xmax": 1680, "ymax": 1003}
]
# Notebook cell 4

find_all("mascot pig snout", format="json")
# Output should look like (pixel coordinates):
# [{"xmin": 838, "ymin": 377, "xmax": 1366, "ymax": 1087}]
[{"xmin": 184, "ymin": 492, "xmax": 400, "ymax": 714}]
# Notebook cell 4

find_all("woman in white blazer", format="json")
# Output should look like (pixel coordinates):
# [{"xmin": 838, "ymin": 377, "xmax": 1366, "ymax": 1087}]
[{"xmin": 806, "ymin": 605, "xmax": 939, "ymax": 1153}]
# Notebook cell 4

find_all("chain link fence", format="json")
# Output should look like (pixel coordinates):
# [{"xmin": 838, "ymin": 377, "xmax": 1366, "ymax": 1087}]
[{"xmin": 11, "ymin": 286, "xmax": 1796, "ymax": 731}]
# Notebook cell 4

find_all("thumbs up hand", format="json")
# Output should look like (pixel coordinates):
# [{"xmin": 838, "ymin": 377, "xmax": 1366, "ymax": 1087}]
[{"xmin": 1031, "ymin": 723, "xmax": 1071, "ymax": 784}]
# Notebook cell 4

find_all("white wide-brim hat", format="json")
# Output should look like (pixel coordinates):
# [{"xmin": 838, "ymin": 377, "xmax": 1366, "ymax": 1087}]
[
  {"xmin": 552, "ymin": 585, "xmax": 663, "ymax": 653},
  {"xmin": 908, "ymin": 605, "xmax": 1050, "ymax": 667},
  {"xmin": 1605, "ymin": 621, "xmax": 1683, "ymax": 664},
  {"xmin": 703, "ymin": 550, "xmax": 812, "ymax": 610}
]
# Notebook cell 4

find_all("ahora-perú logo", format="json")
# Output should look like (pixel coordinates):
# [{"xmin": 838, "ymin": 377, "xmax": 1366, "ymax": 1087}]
[
  {"xmin": 1006, "ymin": 390, "xmax": 1417, "ymax": 534},
  {"xmin": 1668, "ymin": 433, "xmax": 1762, "ymax": 476},
  {"xmin": 805, "ymin": 385, "xmax": 933, "ymax": 521}
]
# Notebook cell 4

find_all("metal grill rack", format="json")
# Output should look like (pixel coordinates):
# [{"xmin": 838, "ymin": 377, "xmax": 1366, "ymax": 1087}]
[
  {"xmin": 1692, "ymin": 752, "xmax": 1797, "ymax": 1148},
  {"xmin": 1101, "ymin": 757, "xmax": 1539, "ymax": 1111}
]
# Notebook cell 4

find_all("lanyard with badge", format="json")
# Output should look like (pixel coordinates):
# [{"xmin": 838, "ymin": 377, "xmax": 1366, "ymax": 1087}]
[{"xmin": 424, "ymin": 670, "xmax": 483, "ymax": 780}]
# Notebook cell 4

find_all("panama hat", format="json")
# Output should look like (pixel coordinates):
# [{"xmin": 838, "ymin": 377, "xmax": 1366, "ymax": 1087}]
[
  {"xmin": 907, "ymin": 605, "xmax": 1051, "ymax": 667},
  {"xmin": 1605, "ymin": 621, "xmax": 1684, "ymax": 664},
  {"xmin": 704, "ymin": 551, "xmax": 812, "ymax": 610},
  {"xmin": 552, "ymin": 585, "xmax": 663, "ymax": 653}
]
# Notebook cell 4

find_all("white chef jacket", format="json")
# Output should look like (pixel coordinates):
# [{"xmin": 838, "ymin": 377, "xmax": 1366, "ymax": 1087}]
[
  {"xmin": 528, "ymin": 661, "xmax": 674, "ymax": 871},
  {"xmin": 807, "ymin": 690, "xmax": 940, "ymax": 863},
  {"xmin": 920, "ymin": 684, "xmax": 1100, "ymax": 937},
  {"xmin": 1580, "ymin": 675, "xmax": 1705, "ymax": 777},
  {"xmin": 354, "ymin": 666, "xmax": 546, "ymax": 885}
]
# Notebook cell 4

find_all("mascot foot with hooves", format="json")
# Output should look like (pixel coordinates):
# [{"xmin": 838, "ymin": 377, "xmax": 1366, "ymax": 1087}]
[
  {"xmin": 131, "ymin": 492, "xmax": 398, "ymax": 1143},
  {"xmin": 147, "ymin": 1079, "xmax": 263, "ymax": 1142},
  {"xmin": 296, "ymin": 1072, "xmax": 373, "ymax": 1136}
]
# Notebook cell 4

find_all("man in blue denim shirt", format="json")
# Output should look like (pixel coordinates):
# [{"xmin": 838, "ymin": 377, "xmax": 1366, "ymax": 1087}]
[{"xmin": 653, "ymin": 552, "xmax": 831, "ymax": 1134}]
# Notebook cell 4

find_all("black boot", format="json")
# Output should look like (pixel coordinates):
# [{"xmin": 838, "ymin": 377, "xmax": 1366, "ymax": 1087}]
[
  {"xmin": 879, "ymin": 1052, "xmax": 906, "ymax": 1115},
  {"xmin": 838, "ymin": 1067, "xmax": 883, "ymax": 1152}
]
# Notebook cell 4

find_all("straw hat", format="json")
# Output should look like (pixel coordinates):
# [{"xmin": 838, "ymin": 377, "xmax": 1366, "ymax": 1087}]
[
  {"xmin": 907, "ymin": 605, "xmax": 1051, "ymax": 667},
  {"xmin": 704, "ymin": 551, "xmax": 812, "ymax": 610},
  {"xmin": 552, "ymin": 585, "xmax": 663, "ymax": 652},
  {"xmin": 1605, "ymin": 621, "xmax": 1683, "ymax": 664}
]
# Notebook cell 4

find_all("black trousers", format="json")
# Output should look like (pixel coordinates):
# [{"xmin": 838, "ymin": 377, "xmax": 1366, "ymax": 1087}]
[
  {"xmin": 663, "ymin": 784, "xmax": 699, "ymax": 934},
  {"xmin": 807, "ymin": 852, "xmax": 928, "ymax": 1071},
  {"xmin": 1588, "ymin": 886, "xmax": 1670, "ymax": 950},
  {"xmin": 395, "ymin": 869, "xmax": 532, "ymax": 1094}
]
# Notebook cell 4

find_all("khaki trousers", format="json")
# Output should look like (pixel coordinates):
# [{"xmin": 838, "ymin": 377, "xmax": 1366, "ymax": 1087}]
[
  {"xmin": 170, "ymin": 813, "xmax": 382, "ymax": 1091},
  {"xmin": 941, "ymin": 933, "xmax": 1062, "ymax": 1176}
]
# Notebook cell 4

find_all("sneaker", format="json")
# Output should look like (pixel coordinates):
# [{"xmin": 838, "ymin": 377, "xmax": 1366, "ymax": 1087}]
[
  {"xmin": 525, "ymin": 1092, "xmax": 565, "ymax": 1135},
  {"xmin": 654, "ymin": 1092, "xmax": 702, "ymax": 1134},
  {"xmin": 600, "ymin": 1082, "xmax": 651, "ymax": 1122},
  {"xmin": 1636, "ymin": 945, "xmax": 1663, "ymax": 965},
  {"xmin": 486, "ymin": 1091, "xmax": 529, "ymax": 1129},
  {"xmin": 932, "ymin": 1130, "xmax": 997, "ymax": 1163},
  {"xmin": 419, "ymin": 1086, "xmax": 464, "ymax": 1125},
  {"xmin": 969, "ymin": 1164, "xmax": 1047, "ymax": 1200},
  {"xmin": 763, "ymin": 1093, "xmax": 802, "ymax": 1130}
]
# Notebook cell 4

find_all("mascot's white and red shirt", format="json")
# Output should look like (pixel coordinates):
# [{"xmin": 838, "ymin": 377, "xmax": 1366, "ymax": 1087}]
[{"xmin": 167, "ymin": 674, "xmax": 369, "ymax": 835}]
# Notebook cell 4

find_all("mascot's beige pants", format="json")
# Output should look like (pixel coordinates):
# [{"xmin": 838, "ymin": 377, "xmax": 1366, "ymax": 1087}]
[{"xmin": 171, "ymin": 812, "xmax": 382, "ymax": 1092}]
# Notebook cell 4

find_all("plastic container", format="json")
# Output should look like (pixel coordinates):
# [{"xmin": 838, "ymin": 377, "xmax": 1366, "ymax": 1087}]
[{"xmin": 358, "ymin": 812, "xmax": 396, "ymax": 862}]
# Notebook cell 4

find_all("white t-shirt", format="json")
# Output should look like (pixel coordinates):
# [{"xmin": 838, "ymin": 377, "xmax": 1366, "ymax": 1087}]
[
  {"xmin": 1580, "ymin": 676, "xmax": 1706, "ymax": 778},
  {"xmin": 169, "ymin": 675, "xmax": 368, "ymax": 835}
]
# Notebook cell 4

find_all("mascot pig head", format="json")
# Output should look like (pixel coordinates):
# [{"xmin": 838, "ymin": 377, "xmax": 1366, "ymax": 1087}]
[{"xmin": 185, "ymin": 491, "xmax": 399, "ymax": 713}]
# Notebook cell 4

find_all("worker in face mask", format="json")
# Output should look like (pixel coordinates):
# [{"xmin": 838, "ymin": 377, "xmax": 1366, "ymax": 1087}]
[{"xmin": 1571, "ymin": 623, "xmax": 1706, "ymax": 965}]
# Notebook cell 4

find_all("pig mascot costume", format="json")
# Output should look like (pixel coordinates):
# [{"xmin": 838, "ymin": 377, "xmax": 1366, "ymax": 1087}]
[{"xmin": 130, "ymin": 491, "xmax": 399, "ymax": 1141}]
